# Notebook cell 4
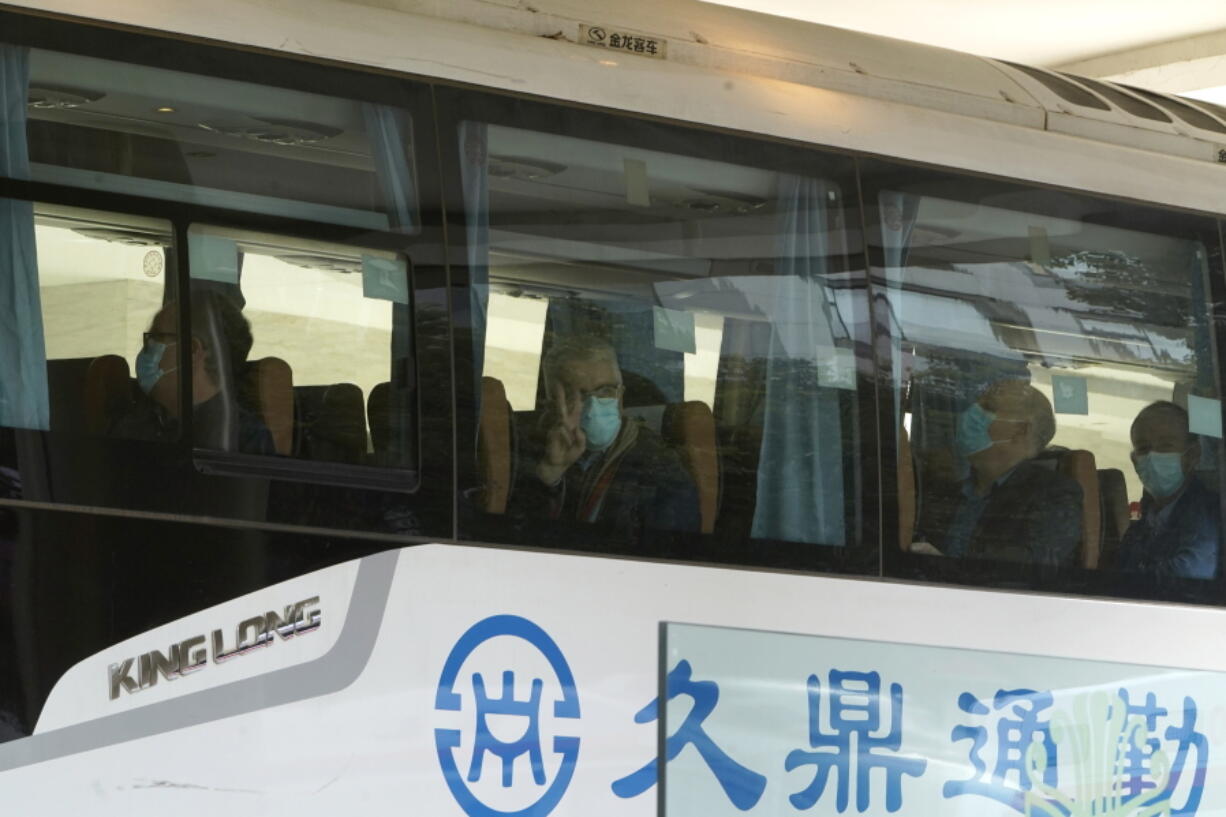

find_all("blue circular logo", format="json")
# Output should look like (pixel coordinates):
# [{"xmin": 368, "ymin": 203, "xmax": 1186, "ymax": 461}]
[{"xmin": 434, "ymin": 615, "xmax": 581, "ymax": 817}]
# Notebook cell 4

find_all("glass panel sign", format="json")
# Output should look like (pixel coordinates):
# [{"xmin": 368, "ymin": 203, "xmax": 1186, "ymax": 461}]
[{"xmin": 663, "ymin": 622, "xmax": 1217, "ymax": 817}]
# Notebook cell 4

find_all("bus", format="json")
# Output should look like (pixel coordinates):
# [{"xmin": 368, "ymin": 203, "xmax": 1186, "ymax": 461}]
[{"xmin": 1, "ymin": 0, "xmax": 1225, "ymax": 813}]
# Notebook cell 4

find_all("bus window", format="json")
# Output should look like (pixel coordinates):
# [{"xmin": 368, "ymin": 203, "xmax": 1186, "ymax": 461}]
[
  {"xmin": 187, "ymin": 225, "xmax": 415, "ymax": 473},
  {"xmin": 868, "ymin": 162, "xmax": 1225, "ymax": 598},
  {"xmin": 456, "ymin": 112, "xmax": 872, "ymax": 570},
  {"xmin": 16, "ymin": 43, "xmax": 418, "ymax": 233},
  {"xmin": 0, "ymin": 39, "xmax": 430, "ymax": 527},
  {"xmin": 29, "ymin": 203, "xmax": 174, "ymax": 438}
]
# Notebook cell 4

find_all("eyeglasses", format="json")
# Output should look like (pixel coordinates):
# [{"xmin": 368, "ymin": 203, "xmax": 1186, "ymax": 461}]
[
  {"xmin": 580, "ymin": 383, "xmax": 622, "ymax": 401},
  {"xmin": 142, "ymin": 331, "xmax": 178, "ymax": 347}
]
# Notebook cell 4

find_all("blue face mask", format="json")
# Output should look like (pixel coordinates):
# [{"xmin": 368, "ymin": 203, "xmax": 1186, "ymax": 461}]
[
  {"xmin": 136, "ymin": 340, "xmax": 177, "ymax": 395},
  {"xmin": 581, "ymin": 396, "xmax": 621, "ymax": 451},
  {"xmin": 955, "ymin": 403, "xmax": 997, "ymax": 458},
  {"xmin": 1134, "ymin": 451, "xmax": 1186, "ymax": 499}
]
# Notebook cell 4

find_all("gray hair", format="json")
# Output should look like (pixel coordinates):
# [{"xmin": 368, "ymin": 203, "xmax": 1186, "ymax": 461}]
[{"xmin": 541, "ymin": 335, "xmax": 618, "ymax": 393}]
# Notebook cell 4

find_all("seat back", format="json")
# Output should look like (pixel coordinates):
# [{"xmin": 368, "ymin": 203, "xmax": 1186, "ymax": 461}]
[
  {"xmin": 1046, "ymin": 449, "xmax": 1101, "ymax": 568},
  {"xmin": 294, "ymin": 383, "xmax": 367, "ymax": 464},
  {"xmin": 244, "ymin": 357, "xmax": 293, "ymax": 455},
  {"xmin": 46, "ymin": 357, "xmax": 95, "ymax": 433},
  {"xmin": 662, "ymin": 401, "xmax": 720, "ymax": 534},
  {"xmin": 368, "ymin": 381, "xmax": 391, "ymax": 455},
  {"xmin": 478, "ymin": 377, "xmax": 514, "ymax": 514},
  {"xmin": 47, "ymin": 355, "xmax": 135, "ymax": 435},
  {"xmin": 85, "ymin": 354, "xmax": 134, "ymax": 436},
  {"xmin": 1097, "ymin": 467, "xmax": 1130, "ymax": 569}
]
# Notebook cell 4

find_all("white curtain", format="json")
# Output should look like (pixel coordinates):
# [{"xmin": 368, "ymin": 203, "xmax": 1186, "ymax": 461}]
[{"xmin": 751, "ymin": 175, "xmax": 845, "ymax": 545}]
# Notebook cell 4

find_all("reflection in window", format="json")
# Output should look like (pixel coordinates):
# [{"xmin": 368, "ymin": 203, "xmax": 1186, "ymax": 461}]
[
  {"xmin": 34, "ymin": 205, "xmax": 174, "ymax": 436},
  {"xmin": 878, "ymin": 182, "xmax": 1222, "ymax": 584},
  {"xmin": 466, "ymin": 122, "xmax": 866, "ymax": 550},
  {"xmin": 15, "ymin": 44, "xmax": 418, "ymax": 231},
  {"xmin": 188, "ymin": 226, "xmax": 414, "ymax": 468}
]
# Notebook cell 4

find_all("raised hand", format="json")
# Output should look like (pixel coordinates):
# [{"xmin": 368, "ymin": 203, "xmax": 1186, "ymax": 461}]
[{"xmin": 536, "ymin": 382, "xmax": 586, "ymax": 485}]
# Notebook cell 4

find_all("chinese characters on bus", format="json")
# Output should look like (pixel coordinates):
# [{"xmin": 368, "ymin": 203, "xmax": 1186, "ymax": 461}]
[
  {"xmin": 580, "ymin": 25, "xmax": 667, "ymax": 59},
  {"xmin": 608, "ymin": 661, "xmax": 1209, "ymax": 815}
]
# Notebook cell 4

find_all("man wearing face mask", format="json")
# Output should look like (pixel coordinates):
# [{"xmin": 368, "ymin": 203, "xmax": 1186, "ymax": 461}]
[
  {"xmin": 1119, "ymin": 401, "xmax": 1218, "ymax": 580},
  {"xmin": 936, "ymin": 379, "xmax": 1082, "ymax": 566},
  {"xmin": 112, "ymin": 291, "xmax": 275, "ymax": 455},
  {"xmin": 509, "ymin": 335, "xmax": 700, "ymax": 541}
]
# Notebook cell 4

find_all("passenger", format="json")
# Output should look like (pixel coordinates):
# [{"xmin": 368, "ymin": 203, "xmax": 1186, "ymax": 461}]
[
  {"xmin": 939, "ymin": 379, "xmax": 1082, "ymax": 566},
  {"xmin": 509, "ymin": 336, "xmax": 700, "ymax": 540},
  {"xmin": 112, "ymin": 292, "xmax": 275, "ymax": 454},
  {"xmin": 1119, "ymin": 401, "xmax": 1218, "ymax": 580}
]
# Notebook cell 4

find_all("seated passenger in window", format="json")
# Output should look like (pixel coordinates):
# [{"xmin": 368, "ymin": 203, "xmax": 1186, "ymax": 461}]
[
  {"xmin": 937, "ymin": 379, "xmax": 1082, "ymax": 566},
  {"xmin": 508, "ymin": 336, "xmax": 700, "ymax": 540},
  {"xmin": 1119, "ymin": 401, "xmax": 1219, "ymax": 580},
  {"xmin": 111, "ymin": 292, "xmax": 275, "ymax": 454}
]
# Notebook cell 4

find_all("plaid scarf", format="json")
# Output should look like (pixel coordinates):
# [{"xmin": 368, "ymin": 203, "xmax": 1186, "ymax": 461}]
[{"xmin": 574, "ymin": 418, "xmax": 640, "ymax": 523}]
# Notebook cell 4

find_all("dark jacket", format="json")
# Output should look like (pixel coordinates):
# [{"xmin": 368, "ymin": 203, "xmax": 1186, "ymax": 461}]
[
  {"xmin": 1119, "ymin": 476, "xmax": 1219, "ymax": 581},
  {"xmin": 510, "ymin": 421, "xmax": 700, "ymax": 541},
  {"xmin": 111, "ymin": 392, "xmax": 275, "ymax": 455},
  {"xmin": 957, "ymin": 460, "xmax": 1083, "ymax": 567}
]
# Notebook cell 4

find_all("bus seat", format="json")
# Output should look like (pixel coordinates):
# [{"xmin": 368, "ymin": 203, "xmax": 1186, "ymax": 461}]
[
  {"xmin": 84, "ymin": 354, "xmax": 134, "ymax": 436},
  {"xmin": 478, "ymin": 376, "xmax": 513, "ymax": 514},
  {"xmin": 662, "ymin": 401, "xmax": 719, "ymax": 534},
  {"xmin": 1037, "ymin": 448, "xmax": 1101, "ymax": 568},
  {"xmin": 46, "ymin": 357, "xmax": 95, "ymax": 432},
  {"xmin": 368, "ymin": 381, "xmax": 391, "ymax": 454},
  {"xmin": 1062, "ymin": 450, "xmax": 1101, "ymax": 568},
  {"xmin": 1097, "ymin": 467, "xmax": 1130, "ymax": 569},
  {"xmin": 622, "ymin": 370, "xmax": 669, "ymax": 408},
  {"xmin": 716, "ymin": 423, "xmax": 763, "ymax": 541},
  {"xmin": 898, "ymin": 425, "xmax": 916, "ymax": 551},
  {"xmin": 294, "ymin": 383, "xmax": 367, "ymax": 464},
  {"xmin": 245, "ymin": 357, "xmax": 293, "ymax": 455},
  {"xmin": 47, "ymin": 355, "xmax": 134, "ymax": 434}
]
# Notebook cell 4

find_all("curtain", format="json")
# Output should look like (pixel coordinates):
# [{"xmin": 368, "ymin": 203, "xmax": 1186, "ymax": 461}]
[
  {"xmin": 364, "ymin": 104, "xmax": 419, "ymax": 464},
  {"xmin": 751, "ymin": 175, "xmax": 845, "ymax": 545},
  {"xmin": 362, "ymin": 104, "xmax": 417, "ymax": 233},
  {"xmin": 0, "ymin": 45, "xmax": 48, "ymax": 431},
  {"xmin": 460, "ymin": 121, "xmax": 489, "ymax": 419}
]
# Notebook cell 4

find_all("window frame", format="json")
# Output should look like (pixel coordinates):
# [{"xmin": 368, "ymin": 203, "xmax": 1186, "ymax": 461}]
[
  {"xmin": 4, "ymin": 7, "xmax": 1226, "ymax": 606},
  {"xmin": 859, "ymin": 157, "xmax": 1226, "ymax": 607},
  {"xmin": 0, "ymin": 8, "xmax": 454, "ymax": 533},
  {"xmin": 436, "ymin": 84, "xmax": 881, "ymax": 578}
]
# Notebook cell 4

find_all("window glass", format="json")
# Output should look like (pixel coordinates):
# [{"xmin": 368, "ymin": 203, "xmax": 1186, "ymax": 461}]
[
  {"xmin": 0, "ymin": 201, "xmax": 175, "ymax": 437},
  {"xmin": 462, "ymin": 120, "xmax": 868, "ymax": 563},
  {"xmin": 187, "ymin": 225, "xmax": 414, "ymax": 469},
  {"xmin": 871, "ymin": 167, "xmax": 1224, "ymax": 594},
  {"xmin": 12, "ymin": 44, "xmax": 417, "ymax": 230}
]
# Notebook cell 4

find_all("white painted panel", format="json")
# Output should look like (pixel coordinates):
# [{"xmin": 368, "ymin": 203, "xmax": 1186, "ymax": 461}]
[{"xmin": 6, "ymin": 544, "xmax": 1226, "ymax": 813}]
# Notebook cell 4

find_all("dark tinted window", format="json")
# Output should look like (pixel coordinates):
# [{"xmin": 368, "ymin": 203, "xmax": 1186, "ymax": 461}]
[
  {"xmin": 0, "ymin": 37, "xmax": 435, "ymax": 533},
  {"xmin": 866, "ymin": 161, "xmax": 1226, "ymax": 603},
  {"xmin": 454, "ymin": 99, "xmax": 873, "ymax": 572},
  {"xmin": 18, "ymin": 45, "xmax": 419, "ymax": 230}
]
